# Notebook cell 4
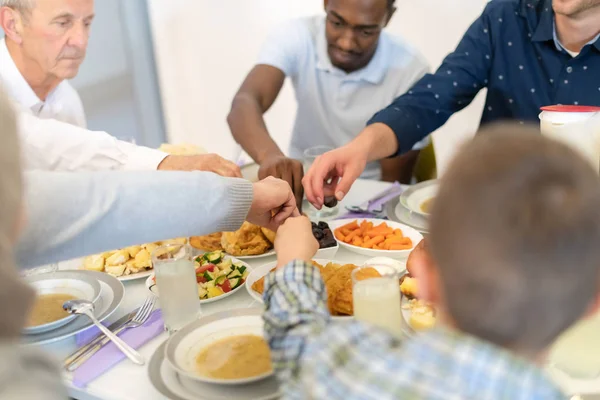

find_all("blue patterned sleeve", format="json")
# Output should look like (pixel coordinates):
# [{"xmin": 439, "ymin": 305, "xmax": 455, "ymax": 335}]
[{"xmin": 368, "ymin": 3, "xmax": 496, "ymax": 156}]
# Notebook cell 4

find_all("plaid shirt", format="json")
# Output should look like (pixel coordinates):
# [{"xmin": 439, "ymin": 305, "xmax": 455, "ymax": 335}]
[{"xmin": 263, "ymin": 261, "xmax": 565, "ymax": 400}]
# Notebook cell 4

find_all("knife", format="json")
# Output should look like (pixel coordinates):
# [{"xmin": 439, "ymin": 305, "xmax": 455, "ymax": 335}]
[{"xmin": 63, "ymin": 308, "xmax": 137, "ymax": 370}]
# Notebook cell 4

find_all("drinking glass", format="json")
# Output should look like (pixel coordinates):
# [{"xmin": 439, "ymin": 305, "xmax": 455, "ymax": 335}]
[
  {"xmin": 152, "ymin": 244, "xmax": 200, "ymax": 334},
  {"xmin": 352, "ymin": 264, "xmax": 404, "ymax": 337},
  {"xmin": 303, "ymin": 145, "xmax": 339, "ymax": 219}
]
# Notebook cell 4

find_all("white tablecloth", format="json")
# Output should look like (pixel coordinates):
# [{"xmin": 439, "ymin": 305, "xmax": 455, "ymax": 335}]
[{"xmin": 42, "ymin": 179, "xmax": 598, "ymax": 399}]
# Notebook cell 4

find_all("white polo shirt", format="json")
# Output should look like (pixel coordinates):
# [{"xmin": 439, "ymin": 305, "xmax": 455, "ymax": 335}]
[
  {"xmin": 257, "ymin": 16, "xmax": 429, "ymax": 179},
  {"xmin": 0, "ymin": 38, "xmax": 167, "ymax": 171}
]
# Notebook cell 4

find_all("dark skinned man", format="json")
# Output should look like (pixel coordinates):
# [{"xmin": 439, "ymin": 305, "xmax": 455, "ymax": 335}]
[{"xmin": 228, "ymin": 0, "xmax": 429, "ymax": 209}]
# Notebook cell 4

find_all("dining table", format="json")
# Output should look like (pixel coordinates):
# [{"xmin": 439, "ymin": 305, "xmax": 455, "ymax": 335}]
[{"xmin": 40, "ymin": 179, "xmax": 599, "ymax": 400}]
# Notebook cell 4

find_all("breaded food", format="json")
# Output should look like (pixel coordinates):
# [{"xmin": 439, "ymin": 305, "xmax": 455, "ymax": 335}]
[
  {"xmin": 261, "ymin": 227, "xmax": 276, "ymax": 245},
  {"xmin": 221, "ymin": 222, "xmax": 272, "ymax": 256},
  {"xmin": 251, "ymin": 267, "xmax": 276, "ymax": 294},
  {"xmin": 190, "ymin": 233, "xmax": 223, "ymax": 252}
]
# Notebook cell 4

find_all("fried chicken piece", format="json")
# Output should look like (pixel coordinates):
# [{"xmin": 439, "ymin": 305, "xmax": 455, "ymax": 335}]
[
  {"xmin": 251, "ymin": 267, "xmax": 277, "ymax": 295},
  {"xmin": 190, "ymin": 232, "xmax": 223, "ymax": 252},
  {"xmin": 260, "ymin": 227, "xmax": 277, "ymax": 245},
  {"xmin": 221, "ymin": 222, "xmax": 272, "ymax": 256},
  {"xmin": 325, "ymin": 264, "xmax": 355, "ymax": 314}
]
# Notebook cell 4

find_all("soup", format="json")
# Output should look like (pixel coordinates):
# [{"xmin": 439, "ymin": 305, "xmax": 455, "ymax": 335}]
[
  {"xmin": 27, "ymin": 293, "xmax": 77, "ymax": 327},
  {"xmin": 195, "ymin": 334, "xmax": 272, "ymax": 380},
  {"xmin": 420, "ymin": 197, "xmax": 434, "ymax": 213}
]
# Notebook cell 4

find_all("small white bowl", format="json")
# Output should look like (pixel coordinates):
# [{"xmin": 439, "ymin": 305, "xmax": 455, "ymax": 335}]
[
  {"xmin": 24, "ymin": 274, "xmax": 101, "ymax": 334},
  {"xmin": 328, "ymin": 218, "xmax": 423, "ymax": 260}
]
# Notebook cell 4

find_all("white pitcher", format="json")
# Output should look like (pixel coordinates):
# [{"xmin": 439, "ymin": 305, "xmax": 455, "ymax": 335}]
[{"xmin": 539, "ymin": 106, "xmax": 600, "ymax": 172}]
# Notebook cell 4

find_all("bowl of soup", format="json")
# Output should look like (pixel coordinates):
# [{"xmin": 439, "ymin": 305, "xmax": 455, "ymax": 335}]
[
  {"xmin": 165, "ymin": 308, "xmax": 274, "ymax": 385},
  {"xmin": 24, "ymin": 272, "xmax": 102, "ymax": 335}
]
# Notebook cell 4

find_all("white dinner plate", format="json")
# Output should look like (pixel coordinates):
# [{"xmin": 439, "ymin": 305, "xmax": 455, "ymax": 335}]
[
  {"xmin": 232, "ymin": 249, "xmax": 276, "ymax": 261},
  {"xmin": 165, "ymin": 309, "xmax": 273, "ymax": 385},
  {"xmin": 115, "ymin": 269, "xmax": 154, "ymax": 282},
  {"xmin": 22, "ymin": 271, "xmax": 124, "ymax": 345},
  {"xmin": 145, "ymin": 255, "xmax": 251, "ymax": 304},
  {"xmin": 399, "ymin": 180, "xmax": 439, "ymax": 218},
  {"xmin": 387, "ymin": 197, "xmax": 429, "ymax": 233},
  {"xmin": 328, "ymin": 218, "xmax": 423, "ymax": 259},
  {"xmin": 23, "ymin": 272, "xmax": 102, "ymax": 335}
]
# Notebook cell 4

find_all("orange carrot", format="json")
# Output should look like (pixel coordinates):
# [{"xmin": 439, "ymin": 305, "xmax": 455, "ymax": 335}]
[
  {"xmin": 390, "ymin": 244, "xmax": 413, "ymax": 250},
  {"xmin": 344, "ymin": 229, "xmax": 361, "ymax": 243},
  {"xmin": 339, "ymin": 221, "xmax": 359, "ymax": 231},
  {"xmin": 366, "ymin": 228, "xmax": 393, "ymax": 237},
  {"xmin": 363, "ymin": 235, "xmax": 385, "ymax": 248},
  {"xmin": 334, "ymin": 229, "xmax": 345, "ymax": 242}
]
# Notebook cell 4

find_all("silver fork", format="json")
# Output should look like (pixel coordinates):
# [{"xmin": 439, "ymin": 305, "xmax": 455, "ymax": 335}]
[{"xmin": 65, "ymin": 296, "xmax": 156, "ymax": 372}]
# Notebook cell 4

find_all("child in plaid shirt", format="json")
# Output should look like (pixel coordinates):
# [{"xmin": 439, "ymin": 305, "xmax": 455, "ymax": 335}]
[{"xmin": 263, "ymin": 124, "xmax": 600, "ymax": 399}]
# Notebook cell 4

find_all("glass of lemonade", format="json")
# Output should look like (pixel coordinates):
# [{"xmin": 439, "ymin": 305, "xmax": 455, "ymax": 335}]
[
  {"xmin": 352, "ymin": 264, "xmax": 404, "ymax": 337},
  {"xmin": 303, "ymin": 145, "xmax": 339, "ymax": 219},
  {"xmin": 152, "ymin": 244, "xmax": 200, "ymax": 334}
]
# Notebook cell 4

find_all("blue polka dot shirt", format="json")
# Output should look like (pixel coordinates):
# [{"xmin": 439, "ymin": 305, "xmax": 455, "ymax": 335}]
[{"xmin": 368, "ymin": 0, "xmax": 600, "ymax": 155}]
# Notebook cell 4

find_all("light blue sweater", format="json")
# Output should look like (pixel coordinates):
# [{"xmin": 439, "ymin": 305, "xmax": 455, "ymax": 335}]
[{"xmin": 16, "ymin": 171, "xmax": 254, "ymax": 268}]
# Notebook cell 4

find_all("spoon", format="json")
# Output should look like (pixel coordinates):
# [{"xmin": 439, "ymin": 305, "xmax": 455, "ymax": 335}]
[{"xmin": 63, "ymin": 300, "xmax": 145, "ymax": 365}]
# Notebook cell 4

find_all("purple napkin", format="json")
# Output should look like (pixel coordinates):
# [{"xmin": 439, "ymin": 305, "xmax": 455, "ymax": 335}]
[
  {"xmin": 72, "ymin": 309, "xmax": 164, "ymax": 388},
  {"xmin": 336, "ymin": 182, "xmax": 403, "ymax": 220}
]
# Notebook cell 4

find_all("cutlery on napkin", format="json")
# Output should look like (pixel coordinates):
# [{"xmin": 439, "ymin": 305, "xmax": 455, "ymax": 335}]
[
  {"xmin": 337, "ymin": 182, "xmax": 403, "ymax": 220},
  {"xmin": 71, "ymin": 309, "xmax": 164, "ymax": 388}
]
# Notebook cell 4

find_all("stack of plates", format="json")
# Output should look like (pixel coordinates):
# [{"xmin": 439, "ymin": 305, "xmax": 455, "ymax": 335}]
[
  {"xmin": 386, "ymin": 180, "xmax": 439, "ymax": 234},
  {"xmin": 22, "ymin": 270, "xmax": 124, "ymax": 345},
  {"xmin": 148, "ymin": 308, "xmax": 280, "ymax": 400}
]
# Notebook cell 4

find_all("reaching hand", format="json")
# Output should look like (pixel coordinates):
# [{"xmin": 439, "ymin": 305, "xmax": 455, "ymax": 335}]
[
  {"xmin": 158, "ymin": 154, "xmax": 242, "ymax": 178},
  {"xmin": 275, "ymin": 216, "xmax": 319, "ymax": 268},
  {"xmin": 302, "ymin": 144, "xmax": 367, "ymax": 210},
  {"xmin": 247, "ymin": 177, "xmax": 300, "ymax": 231},
  {"xmin": 258, "ymin": 155, "xmax": 304, "ymax": 212}
]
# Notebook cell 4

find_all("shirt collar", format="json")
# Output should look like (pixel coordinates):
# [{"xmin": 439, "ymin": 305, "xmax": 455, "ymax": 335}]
[
  {"xmin": 528, "ymin": 0, "xmax": 600, "ymax": 52},
  {"xmin": 0, "ymin": 38, "xmax": 69, "ymax": 112},
  {"xmin": 529, "ymin": 0, "xmax": 555, "ymax": 43},
  {"xmin": 408, "ymin": 328, "xmax": 564, "ymax": 398},
  {"xmin": 552, "ymin": 20, "xmax": 600, "ymax": 53},
  {"xmin": 315, "ymin": 17, "xmax": 387, "ymax": 85}
]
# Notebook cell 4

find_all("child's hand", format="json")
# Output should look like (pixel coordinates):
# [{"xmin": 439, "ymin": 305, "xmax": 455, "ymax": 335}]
[{"xmin": 275, "ymin": 216, "xmax": 319, "ymax": 268}]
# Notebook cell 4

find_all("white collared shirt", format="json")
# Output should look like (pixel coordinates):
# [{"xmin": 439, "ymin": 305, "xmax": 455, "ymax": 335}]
[
  {"xmin": 257, "ymin": 16, "xmax": 430, "ymax": 179},
  {"xmin": 0, "ymin": 38, "xmax": 167, "ymax": 171}
]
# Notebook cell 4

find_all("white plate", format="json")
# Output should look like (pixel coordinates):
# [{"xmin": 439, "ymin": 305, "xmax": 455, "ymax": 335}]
[
  {"xmin": 22, "ymin": 271, "xmax": 124, "ymax": 345},
  {"xmin": 146, "ymin": 256, "xmax": 251, "ymax": 305},
  {"xmin": 232, "ymin": 249, "xmax": 276, "ymax": 261},
  {"xmin": 328, "ymin": 218, "xmax": 423, "ymax": 259},
  {"xmin": 399, "ymin": 180, "xmax": 439, "ymax": 218},
  {"xmin": 164, "ymin": 308, "xmax": 276, "ymax": 386},
  {"xmin": 23, "ymin": 273, "xmax": 102, "ymax": 334},
  {"xmin": 116, "ymin": 269, "xmax": 154, "ymax": 282},
  {"xmin": 400, "ymin": 294, "xmax": 437, "ymax": 335},
  {"xmin": 386, "ymin": 197, "xmax": 429, "ymax": 233}
]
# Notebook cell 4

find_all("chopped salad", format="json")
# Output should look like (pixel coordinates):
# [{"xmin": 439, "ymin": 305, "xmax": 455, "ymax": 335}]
[{"xmin": 194, "ymin": 250, "xmax": 249, "ymax": 300}]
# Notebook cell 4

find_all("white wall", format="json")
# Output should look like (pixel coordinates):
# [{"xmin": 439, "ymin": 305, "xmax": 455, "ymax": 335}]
[{"xmin": 148, "ymin": 0, "xmax": 488, "ymax": 174}]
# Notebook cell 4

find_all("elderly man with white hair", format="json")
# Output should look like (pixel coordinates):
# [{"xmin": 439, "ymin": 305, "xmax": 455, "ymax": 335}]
[{"xmin": 0, "ymin": 0, "xmax": 240, "ymax": 176}]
